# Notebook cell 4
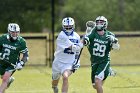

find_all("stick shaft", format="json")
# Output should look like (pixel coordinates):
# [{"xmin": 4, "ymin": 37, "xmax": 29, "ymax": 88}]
[{"xmin": 74, "ymin": 48, "xmax": 83, "ymax": 65}]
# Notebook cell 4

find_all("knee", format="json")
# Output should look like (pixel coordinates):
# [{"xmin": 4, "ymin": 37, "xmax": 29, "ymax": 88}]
[
  {"xmin": 1, "ymin": 72, "xmax": 12, "ymax": 83},
  {"xmin": 63, "ymin": 75, "xmax": 68, "ymax": 81},
  {"xmin": 62, "ymin": 72, "xmax": 70, "ymax": 81},
  {"xmin": 2, "ymin": 76, "xmax": 9, "ymax": 83}
]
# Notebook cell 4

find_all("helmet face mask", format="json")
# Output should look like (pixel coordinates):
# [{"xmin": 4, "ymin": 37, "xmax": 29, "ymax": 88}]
[
  {"xmin": 62, "ymin": 17, "xmax": 75, "ymax": 35},
  {"xmin": 63, "ymin": 25, "xmax": 73, "ymax": 30},
  {"xmin": 9, "ymin": 31, "xmax": 20, "ymax": 40},
  {"xmin": 95, "ymin": 16, "xmax": 108, "ymax": 31},
  {"xmin": 8, "ymin": 23, "xmax": 20, "ymax": 40}
]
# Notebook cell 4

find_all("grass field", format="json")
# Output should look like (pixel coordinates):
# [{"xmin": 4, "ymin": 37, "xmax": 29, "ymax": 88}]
[
  {"xmin": 3, "ymin": 66, "xmax": 140, "ymax": 93},
  {"xmin": 0, "ymin": 32, "xmax": 139, "ymax": 93},
  {"xmin": 26, "ymin": 37, "xmax": 140, "ymax": 66}
]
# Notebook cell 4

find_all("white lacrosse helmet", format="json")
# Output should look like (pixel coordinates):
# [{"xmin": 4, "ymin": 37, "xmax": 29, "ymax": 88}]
[
  {"xmin": 62, "ymin": 17, "xmax": 75, "ymax": 35},
  {"xmin": 95, "ymin": 16, "xmax": 108, "ymax": 30},
  {"xmin": 8, "ymin": 23, "xmax": 20, "ymax": 40}
]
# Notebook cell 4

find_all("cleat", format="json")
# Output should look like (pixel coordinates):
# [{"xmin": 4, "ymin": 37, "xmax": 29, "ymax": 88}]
[
  {"xmin": 52, "ymin": 86, "xmax": 58, "ymax": 93},
  {"xmin": 7, "ymin": 77, "xmax": 15, "ymax": 88}
]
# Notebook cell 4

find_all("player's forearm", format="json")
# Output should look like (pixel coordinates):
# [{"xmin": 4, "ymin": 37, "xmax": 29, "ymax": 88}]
[{"xmin": 21, "ymin": 51, "xmax": 29, "ymax": 63}]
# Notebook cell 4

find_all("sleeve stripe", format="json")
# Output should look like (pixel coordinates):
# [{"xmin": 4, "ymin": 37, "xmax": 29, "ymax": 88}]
[{"xmin": 20, "ymin": 48, "xmax": 28, "ymax": 53}]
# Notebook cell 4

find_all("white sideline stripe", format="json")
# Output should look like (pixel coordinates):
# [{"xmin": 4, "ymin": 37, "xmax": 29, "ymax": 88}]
[{"xmin": 7, "ymin": 90, "xmax": 51, "ymax": 93}]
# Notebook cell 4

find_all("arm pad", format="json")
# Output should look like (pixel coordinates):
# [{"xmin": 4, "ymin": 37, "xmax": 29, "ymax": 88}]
[
  {"xmin": 83, "ymin": 37, "xmax": 90, "ymax": 46},
  {"xmin": 21, "ymin": 51, "xmax": 29, "ymax": 63}
]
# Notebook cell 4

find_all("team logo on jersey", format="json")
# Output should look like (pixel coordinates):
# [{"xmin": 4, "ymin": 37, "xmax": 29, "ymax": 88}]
[
  {"xmin": 94, "ymin": 38, "xmax": 108, "ymax": 44},
  {"xmin": 3, "ymin": 44, "xmax": 16, "ymax": 50},
  {"xmin": 69, "ymin": 39, "xmax": 78, "ymax": 43}
]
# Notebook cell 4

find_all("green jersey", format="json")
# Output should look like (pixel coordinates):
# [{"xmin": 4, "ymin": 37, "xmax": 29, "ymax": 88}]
[
  {"xmin": 0, "ymin": 34, "xmax": 28, "ymax": 65},
  {"xmin": 86, "ymin": 29, "xmax": 115, "ymax": 63}
]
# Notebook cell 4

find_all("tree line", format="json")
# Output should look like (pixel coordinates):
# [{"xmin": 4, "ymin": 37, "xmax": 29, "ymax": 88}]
[{"xmin": 0, "ymin": 0, "xmax": 139, "ymax": 33}]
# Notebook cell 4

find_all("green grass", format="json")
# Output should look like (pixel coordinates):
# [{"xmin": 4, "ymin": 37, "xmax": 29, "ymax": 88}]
[
  {"xmin": 23, "ymin": 32, "xmax": 140, "ymax": 66},
  {"xmin": 1, "ymin": 33, "xmax": 139, "ymax": 93},
  {"xmin": 3, "ymin": 66, "xmax": 140, "ymax": 93},
  {"xmin": 26, "ymin": 37, "xmax": 140, "ymax": 66}
]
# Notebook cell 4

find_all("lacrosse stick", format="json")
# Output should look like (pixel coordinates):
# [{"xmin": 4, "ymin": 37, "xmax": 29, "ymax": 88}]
[
  {"xmin": 72, "ymin": 21, "xmax": 96, "ymax": 72},
  {"xmin": 85, "ymin": 21, "xmax": 96, "ymax": 36}
]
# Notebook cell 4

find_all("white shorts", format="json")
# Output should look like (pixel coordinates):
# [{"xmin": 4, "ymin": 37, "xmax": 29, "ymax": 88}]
[{"xmin": 52, "ymin": 61, "xmax": 73, "ymax": 80}]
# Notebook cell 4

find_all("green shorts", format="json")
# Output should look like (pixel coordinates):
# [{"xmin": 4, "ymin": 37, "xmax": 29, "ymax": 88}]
[
  {"xmin": 0, "ymin": 60, "xmax": 16, "ymax": 76},
  {"xmin": 91, "ymin": 61, "xmax": 110, "ymax": 84}
]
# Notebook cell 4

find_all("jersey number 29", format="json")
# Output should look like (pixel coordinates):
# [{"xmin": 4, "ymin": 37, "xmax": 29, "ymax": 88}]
[{"xmin": 93, "ymin": 43, "xmax": 106, "ymax": 57}]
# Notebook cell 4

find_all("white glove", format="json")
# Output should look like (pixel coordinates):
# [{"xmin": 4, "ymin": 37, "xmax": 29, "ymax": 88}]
[
  {"xmin": 106, "ymin": 35, "xmax": 118, "ymax": 43},
  {"xmin": 71, "ymin": 43, "xmax": 83, "ymax": 53},
  {"xmin": 16, "ymin": 61, "xmax": 24, "ymax": 70}
]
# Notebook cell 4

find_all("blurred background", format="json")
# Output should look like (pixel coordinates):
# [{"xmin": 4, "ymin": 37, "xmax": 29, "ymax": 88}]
[
  {"xmin": 0, "ymin": 0, "xmax": 140, "ymax": 32},
  {"xmin": 0, "ymin": 0, "xmax": 140, "ymax": 67}
]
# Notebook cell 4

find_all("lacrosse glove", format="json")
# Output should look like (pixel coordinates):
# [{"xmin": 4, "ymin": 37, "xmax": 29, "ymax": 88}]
[
  {"xmin": 106, "ymin": 35, "xmax": 118, "ymax": 43},
  {"xmin": 16, "ymin": 61, "xmax": 24, "ymax": 70}
]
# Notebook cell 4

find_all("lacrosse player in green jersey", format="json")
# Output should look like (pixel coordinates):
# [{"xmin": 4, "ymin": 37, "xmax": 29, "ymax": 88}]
[
  {"xmin": 0, "ymin": 23, "xmax": 29, "ymax": 93},
  {"xmin": 83, "ymin": 16, "xmax": 120, "ymax": 93}
]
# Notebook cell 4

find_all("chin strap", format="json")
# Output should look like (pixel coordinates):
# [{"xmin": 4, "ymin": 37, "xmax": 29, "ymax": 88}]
[
  {"xmin": 63, "ymin": 29, "xmax": 74, "ymax": 36},
  {"xmin": 7, "ymin": 34, "xmax": 18, "ymax": 42}
]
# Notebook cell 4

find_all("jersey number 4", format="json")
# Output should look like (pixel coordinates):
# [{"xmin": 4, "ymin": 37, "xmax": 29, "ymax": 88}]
[
  {"xmin": 64, "ymin": 48, "xmax": 74, "ymax": 54},
  {"xmin": 93, "ymin": 43, "xmax": 106, "ymax": 57}
]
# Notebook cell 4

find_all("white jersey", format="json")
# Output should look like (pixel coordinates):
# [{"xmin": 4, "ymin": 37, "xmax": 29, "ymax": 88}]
[{"xmin": 53, "ymin": 31, "xmax": 81, "ymax": 64}]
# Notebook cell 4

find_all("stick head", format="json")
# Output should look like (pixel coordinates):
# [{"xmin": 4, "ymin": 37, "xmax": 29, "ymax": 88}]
[
  {"xmin": 86, "ymin": 21, "xmax": 96, "ymax": 36},
  {"xmin": 86, "ymin": 21, "xmax": 96, "ymax": 28}
]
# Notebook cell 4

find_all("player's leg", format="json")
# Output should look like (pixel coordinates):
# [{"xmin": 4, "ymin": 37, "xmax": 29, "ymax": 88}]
[
  {"xmin": 61, "ymin": 63, "xmax": 73, "ymax": 93},
  {"xmin": 52, "ymin": 62, "xmax": 61, "ymax": 93},
  {"xmin": 62, "ymin": 69, "xmax": 72, "ymax": 93},
  {"xmin": 7, "ymin": 76, "xmax": 15, "ymax": 88},
  {"xmin": 95, "ymin": 78, "xmax": 103, "ymax": 93},
  {"xmin": 91, "ymin": 63, "xmax": 98, "ymax": 89},
  {"xmin": 0, "ymin": 71, "xmax": 12, "ymax": 93},
  {"xmin": 91, "ymin": 63, "xmax": 103, "ymax": 93},
  {"xmin": 94, "ymin": 62, "xmax": 110, "ymax": 93},
  {"xmin": 52, "ymin": 78, "xmax": 59, "ymax": 93},
  {"xmin": 6, "ymin": 69, "xmax": 16, "ymax": 89},
  {"xmin": 0, "ymin": 65, "xmax": 15, "ymax": 93},
  {"xmin": 52, "ymin": 73, "xmax": 60, "ymax": 93}
]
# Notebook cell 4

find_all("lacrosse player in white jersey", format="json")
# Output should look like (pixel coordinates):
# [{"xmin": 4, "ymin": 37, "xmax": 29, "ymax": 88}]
[{"xmin": 52, "ymin": 17, "xmax": 83, "ymax": 93}]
